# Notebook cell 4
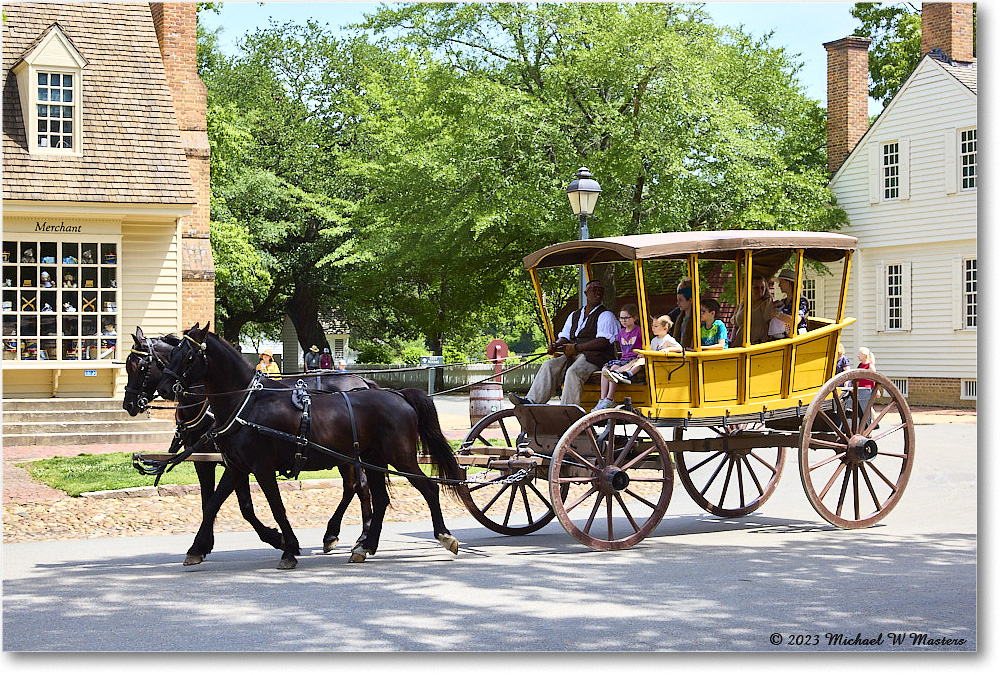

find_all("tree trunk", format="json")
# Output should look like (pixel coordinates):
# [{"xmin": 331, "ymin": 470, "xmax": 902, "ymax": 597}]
[{"xmin": 285, "ymin": 282, "xmax": 331, "ymax": 358}]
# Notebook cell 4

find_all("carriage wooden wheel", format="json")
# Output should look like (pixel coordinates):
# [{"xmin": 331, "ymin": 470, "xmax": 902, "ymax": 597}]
[
  {"xmin": 798, "ymin": 369, "xmax": 915, "ymax": 529},
  {"xmin": 457, "ymin": 408, "xmax": 566, "ymax": 535},
  {"xmin": 674, "ymin": 423, "xmax": 787, "ymax": 518},
  {"xmin": 548, "ymin": 409, "xmax": 673, "ymax": 551}
]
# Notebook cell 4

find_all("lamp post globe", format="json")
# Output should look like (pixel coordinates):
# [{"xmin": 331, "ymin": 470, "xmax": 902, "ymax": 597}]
[{"xmin": 567, "ymin": 167, "xmax": 601, "ymax": 306}]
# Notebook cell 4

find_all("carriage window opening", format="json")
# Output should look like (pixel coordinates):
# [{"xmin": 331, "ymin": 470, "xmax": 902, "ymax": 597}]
[
  {"xmin": 886, "ymin": 263, "xmax": 904, "ymax": 330},
  {"xmin": 960, "ymin": 128, "xmax": 976, "ymax": 191},
  {"xmin": 963, "ymin": 258, "xmax": 976, "ymax": 329},
  {"xmin": 882, "ymin": 142, "xmax": 900, "ymax": 200}
]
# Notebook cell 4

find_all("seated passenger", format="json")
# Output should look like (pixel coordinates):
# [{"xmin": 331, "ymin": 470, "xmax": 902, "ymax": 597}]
[
  {"xmin": 508, "ymin": 279, "xmax": 617, "ymax": 407},
  {"xmin": 594, "ymin": 314, "xmax": 682, "ymax": 410},
  {"xmin": 730, "ymin": 274, "xmax": 776, "ymax": 346},
  {"xmin": 670, "ymin": 278, "xmax": 695, "ymax": 349},
  {"xmin": 772, "ymin": 268, "xmax": 810, "ymax": 337},
  {"xmin": 699, "ymin": 297, "xmax": 727, "ymax": 349}
]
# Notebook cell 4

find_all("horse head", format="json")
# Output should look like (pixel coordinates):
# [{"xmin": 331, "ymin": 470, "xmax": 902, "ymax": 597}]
[
  {"xmin": 123, "ymin": 327, "xmax": 179, "ymax": 415},
  {"xmin": 156, "ymin": 322, "xmax": 211, "ymax": 401}
]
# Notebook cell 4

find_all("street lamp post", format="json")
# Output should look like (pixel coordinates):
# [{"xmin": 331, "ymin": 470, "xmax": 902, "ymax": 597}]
[{"xmin": 566, "ymin": 167, "xmax": 602, "ymax": 308}]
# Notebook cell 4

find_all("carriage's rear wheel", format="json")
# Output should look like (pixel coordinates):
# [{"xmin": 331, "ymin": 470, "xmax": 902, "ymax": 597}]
[
  {"xmin": 549, "ymin": 409, "xmax": 673, "ymax": 551},
  {"xmin": 799, "ymin": 370, "xmax": 915, "ymax": 529},
  {"xmin": 675, "ymin": 424, "xmax": 786, "ymax": 517},
  {"xmin": 457, "ymin": 409, "xmax": 565, "ymax": 535}
]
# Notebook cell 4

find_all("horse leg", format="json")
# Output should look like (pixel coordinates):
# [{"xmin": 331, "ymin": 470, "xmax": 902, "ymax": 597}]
[
  {"xmin": 322, "ymin": 477, "xmax": 354, "ymax": 553},
  {"xmin": 350, "ymin": 467, "xmax": 388, "ymax": 563},
  {"xmin": 193, "ymin": 460, "xmax": 218, "ymax": 513},
  {"xmin": 255, "ymin": 470, "xmax": 301, "ymax": 570},
  {"xmin": 184, "ymin": 464, "xmax": 235, "ymax": 565},
  {"xmin": 400, "ymin": 463, "xmax": 459, "ymax": 555},
  {"xmin": 231, "ymin": 470, "xmax": 283, "ymax": 550}
]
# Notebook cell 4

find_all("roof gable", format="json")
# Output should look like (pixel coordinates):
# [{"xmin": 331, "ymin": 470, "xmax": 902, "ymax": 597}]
[
  {"xmin": 2, "ymin": 2, "xmax": 196, "ymax": 205},
  {"xmin": 829, "ymin": 52, "xmax": 977, "ymax": 186}
]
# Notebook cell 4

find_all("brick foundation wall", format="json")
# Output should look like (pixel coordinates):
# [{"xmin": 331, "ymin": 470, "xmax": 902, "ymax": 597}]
[
  {"xmin": 921, "ymin": 3, "xmax": 975, "ymax": 62},
  {"xmin": 888, "ymin": 377, "xmax": 976, "ymax": 409}
]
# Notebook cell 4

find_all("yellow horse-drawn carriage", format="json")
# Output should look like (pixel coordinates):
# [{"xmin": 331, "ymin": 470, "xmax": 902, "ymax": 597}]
[{"xmin": 457, "ymin": 231, "xmax": 915, "ymax": 550}]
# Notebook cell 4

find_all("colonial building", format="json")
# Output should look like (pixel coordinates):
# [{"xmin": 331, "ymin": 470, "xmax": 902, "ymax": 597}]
[
  {"xmin": 2, "ymin": 2, "xmax": 212, "ymax": 398},
  {"xmin": 814, "ymin": 2, "xmax": 976, "ymax": 407}
]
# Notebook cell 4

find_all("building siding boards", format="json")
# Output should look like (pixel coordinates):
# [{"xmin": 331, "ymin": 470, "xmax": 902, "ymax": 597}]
[{"xmin": 817, "ymin": 54, "xmax": 976, "ymax": 396}]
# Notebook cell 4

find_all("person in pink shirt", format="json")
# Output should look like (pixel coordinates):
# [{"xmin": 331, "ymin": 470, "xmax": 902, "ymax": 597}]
[{"xmin": 593, "ymin": 304, "xmax": 641, "ymax": 410}]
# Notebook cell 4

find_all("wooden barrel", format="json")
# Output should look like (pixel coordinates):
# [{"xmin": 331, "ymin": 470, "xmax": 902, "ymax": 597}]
[{"xmin": 469, "ymin": 382, "xmax": 504, "ymax": 427}]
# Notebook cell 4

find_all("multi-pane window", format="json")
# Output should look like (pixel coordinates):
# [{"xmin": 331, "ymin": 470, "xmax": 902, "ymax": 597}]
[
  {"xmin": 883, "ymin": 142, "xmax": 900, "ymax": 200},
  {"xmin": 36, "ymin": 72, "xmax": 74, "ymax": 150},
  {"xmin": 960, "ymin": 128, "xmax": 976, "ymax": 190},
  {"xmin": 963, "ymin": 258, "xmax": 976, "ymax": 329},
  {"xmin": 801, "ymin": 279, "xmax": 816, "ymax": 315},
  {"xmin": 886, "ymin": 263, "xmax": 904, "ymax": 330}
]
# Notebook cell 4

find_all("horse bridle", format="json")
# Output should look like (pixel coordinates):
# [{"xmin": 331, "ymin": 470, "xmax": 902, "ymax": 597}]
[
  {"xmin": 125, "ymin": 336, "xmax": 169, "ymax": 413},
  {"xmin": 162, "ymin": 333, "xmax": 209, "ymax": 397}
]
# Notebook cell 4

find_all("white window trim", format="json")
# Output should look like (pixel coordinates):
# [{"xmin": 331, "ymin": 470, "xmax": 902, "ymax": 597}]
[
  {"xmin": 961, "ymin": 379, "xmax": 977, "ymax": 401},
  {"xmin": 952, "ymin": 257, "xmax": 977, "ymax": 331},
  {"xmin": 959, "ymin": 127, "xmax": 977, "ymax": 193},
  {"xmin": 876, "ymin": 260, "xmax": 911, "ymax": 332},
  {"xmin": 11, "ymin": 24, "xmax": 87, "ymax": 157},
  {"xmin": 869, "ymin": 139, "xmax": 910, "ymax": 204}
]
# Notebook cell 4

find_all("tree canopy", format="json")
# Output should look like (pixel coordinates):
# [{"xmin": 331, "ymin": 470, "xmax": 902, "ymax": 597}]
[{"xmin": 200, "ymin": 2, "xmax": 847, "ymax": 359}]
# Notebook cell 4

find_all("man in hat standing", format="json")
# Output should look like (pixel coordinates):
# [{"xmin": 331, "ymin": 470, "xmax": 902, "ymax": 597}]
[{"xmin": 304, "ymin": 345, "xmax": 321, "ymax": 372}]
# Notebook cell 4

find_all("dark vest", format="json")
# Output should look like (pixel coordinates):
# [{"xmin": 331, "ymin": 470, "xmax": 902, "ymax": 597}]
[{"xmin": 569, "ymin": 303, "xmax": 615, "ymax": 366}]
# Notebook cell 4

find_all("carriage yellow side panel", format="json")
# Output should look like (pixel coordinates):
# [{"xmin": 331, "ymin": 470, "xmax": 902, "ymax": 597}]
[
  {"xmin": 652, "ymin": 360, "xmax": 692, "ymax": 404},
  {"xmin": 747, "ymin": 348, "xmax": 784, "ymax": 399},
  {"xmin": 790, "ymin": 334, "xmax": 834, "ymax": 395},
  {"xmin": 701, "ymin": 357, "xmax": 740, "ymax": 404}
]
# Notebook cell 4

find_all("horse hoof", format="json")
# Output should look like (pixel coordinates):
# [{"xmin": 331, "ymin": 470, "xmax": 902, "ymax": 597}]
[
  {"xmin": 437, "ymin": 533, "xmax": 459, "ymax": 555},
  {"xmin": 277, "ymin": 557, "xmax": 298, "ymax": 570},
  {"xmin": 183, "ymin": 554, "xmax": 205, "ymax": 566},
  {"xmin": 349, "ymin": 551, "xmax": 367, "ymax": 563},
  {"xmin": 323, "ymin": 537, "xmax": 339, "ymax": 554}
]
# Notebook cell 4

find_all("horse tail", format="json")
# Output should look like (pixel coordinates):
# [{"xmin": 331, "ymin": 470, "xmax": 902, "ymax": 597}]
[{"xmin": 399, "ymin": 388, "xmax": 462, "ymax": 496}]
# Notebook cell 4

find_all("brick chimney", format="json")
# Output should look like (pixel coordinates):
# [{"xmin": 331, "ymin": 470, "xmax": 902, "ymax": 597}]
[
  {"xmin": 824, "ymin": 36, "xmax": 871, "ymax": 175},
  {"xmin": 921, "ymin": 3, "xmax": 974, "ymax": 62},
  {"xmin": 149, "ymin": 2, "xmax": 215, "ymax": 328}
]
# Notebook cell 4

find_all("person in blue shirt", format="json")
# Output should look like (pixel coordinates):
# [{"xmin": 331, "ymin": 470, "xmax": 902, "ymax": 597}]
[{"xmin": 699, "ymin": 297, "xmax": 728, "ymax": 350}]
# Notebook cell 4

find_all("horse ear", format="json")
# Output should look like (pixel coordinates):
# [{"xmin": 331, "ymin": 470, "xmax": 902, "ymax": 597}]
[
  {"xmin": 203, "ymin": 321, "xmax": 210, "ymax": 334},
  {"xmin": 190, "ymin": 322, "xmax": 200, "ymax": 331},
  {"xmin": 135, "ymin": 326, "xmax": 145, "ymax": 340}
]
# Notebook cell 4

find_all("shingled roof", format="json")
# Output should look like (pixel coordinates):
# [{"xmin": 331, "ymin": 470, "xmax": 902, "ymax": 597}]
[
  {"xmin": 934, "ymin": 55, "xmax": 977, "ymax": 96},
  {"xmin": 2, "ymin": 2, "xmax": 196, "ymax": 204}
]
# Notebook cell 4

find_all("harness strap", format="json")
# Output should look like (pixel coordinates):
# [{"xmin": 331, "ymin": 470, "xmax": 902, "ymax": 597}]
[
  {"xmin": 340, "ymin": 391, "xmax": 368, "ymax": 494},
  {"xmin": 280, "ymin": 382, "xmax": 312, "ymax": 480}
]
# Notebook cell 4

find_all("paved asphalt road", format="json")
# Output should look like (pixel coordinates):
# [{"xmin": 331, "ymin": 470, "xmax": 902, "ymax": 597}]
[{"xmin": 3, "ymin": 422, "xmax": 976, "ymax": 653}]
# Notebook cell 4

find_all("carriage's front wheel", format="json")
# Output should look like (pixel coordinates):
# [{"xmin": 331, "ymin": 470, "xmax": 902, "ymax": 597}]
[
  {"xmin": 675, "ymin": 424, "xmax": 786, "ymax": 518},
  {"xmin": 799, "ymin": 369, "xmax": 915, "ymax": 529},
  {"xmin": 457, "ymin": 409, "xmax": 564, "ymax": 535},
  {"xmin": 549, "ymin": 409, "xmax": 673, "ymax": 551}
]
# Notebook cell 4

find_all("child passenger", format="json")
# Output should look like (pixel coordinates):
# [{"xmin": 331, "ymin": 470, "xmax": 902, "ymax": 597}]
[
  {"xmin": 593, "ymin": 314, "xmax": 682, "ymax": 411},
  {"xmin": 699, "ymin": 297, "xmax": 727, "ymax": 349}
]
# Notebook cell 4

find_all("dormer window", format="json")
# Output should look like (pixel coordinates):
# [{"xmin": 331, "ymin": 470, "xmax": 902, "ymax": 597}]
[
  {"xmin": 36, "ymin": 72, "xmax": 75, "ymax": 149},
  {"xmin": 11, "ymin": 23, "xmax": 87, "ymax": 156}
]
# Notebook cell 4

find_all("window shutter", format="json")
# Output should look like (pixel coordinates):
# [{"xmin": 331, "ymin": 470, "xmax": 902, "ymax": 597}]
[
  {"xmin": 869, "ymin": 144, "xmax": 882, "ymax": 204},
  {"xmin": 952, "ymin": 258, "xmax": 965, "ymax": 329},
  {"xmin": 901, "ymin": 261, "xmax": 912, "ymax": 331},
  {"xmin": 875, "ymin": 262, "xmax": 886, "ymax": 332},
  {"xmin": 944, "ymin": 129, "xmax": 958, "ymax": 194},
  {"xmin": 898, "ymin": 138, "xmax": 910, "ymax": 201}
]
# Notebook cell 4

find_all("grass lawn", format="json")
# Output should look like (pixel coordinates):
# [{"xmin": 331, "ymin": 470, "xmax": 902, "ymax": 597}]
[{"xmin": 20, "ymin": 441, "xmax": 468, "ymax": 497}]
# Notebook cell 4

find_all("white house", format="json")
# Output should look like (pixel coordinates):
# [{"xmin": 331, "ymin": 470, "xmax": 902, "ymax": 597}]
[{"xmin": 813, "ymin": 3, "xmax": 976, "ymax": 408}]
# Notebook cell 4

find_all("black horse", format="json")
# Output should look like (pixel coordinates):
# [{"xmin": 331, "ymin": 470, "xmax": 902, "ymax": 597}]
[
  {"xmin": 124, "ymin": 326, "xmax": 376, "ymax": 564},
  {"xmin": 157, "ymin": 323, "xmax": 463, "ymax": 569}
]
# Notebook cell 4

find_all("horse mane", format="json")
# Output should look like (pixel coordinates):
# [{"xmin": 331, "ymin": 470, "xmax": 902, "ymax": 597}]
[
  {"xmin": 205, "ymin": 330, "xmax": 255, "ymax": 378},
  {"xmin": 159, "ymin": 333, "xmax": 181, "ymax": 346}
]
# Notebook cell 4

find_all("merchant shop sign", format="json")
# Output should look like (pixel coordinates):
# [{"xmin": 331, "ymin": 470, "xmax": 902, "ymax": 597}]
[{"xmin": 36, "ymin": 221, "xmax": 83, "ymax": 233}]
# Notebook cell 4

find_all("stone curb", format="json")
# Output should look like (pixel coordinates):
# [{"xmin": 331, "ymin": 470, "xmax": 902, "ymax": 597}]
[{"xmin": 81, "ymin": 478, "xmax": 345, "ymax": 500}]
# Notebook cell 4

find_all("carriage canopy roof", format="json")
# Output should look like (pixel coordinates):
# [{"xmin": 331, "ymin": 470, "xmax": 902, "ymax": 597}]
[{"xmin": 523, "ymin": 230, "xmax": 857, "ymax": 270}]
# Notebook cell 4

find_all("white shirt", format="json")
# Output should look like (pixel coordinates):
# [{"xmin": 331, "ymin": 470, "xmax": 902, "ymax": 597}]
[
  {"xmin": 558, "ymin": 305, "xmax": 619, "ymax": 342},
  {"xmin": 650, "ymin": 333, "xmax": 682, "ymax": 351}
]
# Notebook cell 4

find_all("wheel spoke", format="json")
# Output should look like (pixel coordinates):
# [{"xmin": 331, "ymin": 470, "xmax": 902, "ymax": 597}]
[
  {"xmin": 584, "ymin": 427, "xmax": 605, "ymax": 468},
  {"xmin": 606, "ymin": 496, "xmax": 614, "ymax": 541},
  {"xmin": 718, "ymin": 456, "xmax": 736, "ymax": 507},
  {"xmin": 817, "ymin": 460, "xmax": 847, "ymax": 500},
  {"xmin": 859, "ymin": 385, "xmax": 882, "ymax": 434},
  {"xmin": 859, "ymin": 464, "xmax": 883, "ymax": 512},
  {"xmin": 478, "ymin": 482, "xmax": 513, "ymax": 513},
  {"xmin": 552, "ymin": 474, "xmax": 598, "ymax": 485},
  {"xmin": 852, "ymin": 465, "xmax": 861, "ymax": 520},
  {"xmin": 614, "ymin": 426, "xmax": 644, "ymax": 467},
  {"xmin": 835, "ymin": 464, "xmax": 852, "ymax": 517},
  {"xmin": 525, "ymin": 480, "xmax": 553, "ymax": 508},
  {"xmin": 808, "ymin": 435, "xmax": 850, "ymax": 451},
  {"xmin": 518, "ymin": 485, "xmax": 534, "ymax": 525},
  {"xmin": 620, "ymin": 445, "xmax": 656, "ymax": 472},
  {"xmin": 603, "ymin": 417, "xmax": 617, "ymax": 467},
  {"xmin": 866, "ymin": 460, "xmax": 900, "ymax": 493},
  {"xmin": 583, "ymin": 494, "xmax": 604, "ymax": 534},
  {"xmin": 564, "ymin": 485, "xmax": 599, "ymax": 513},
  {"xmin": 686, "ymin": 450, "xmax": 726, "ymax": 473},
  {"xmin": 863, "ymin": 400, "xmax": 898, "ymax": 436},
  {"xmin": 740, "ymin": 454, "xmax": 765, "ymax": 497},
  {"xmin": 697, "ymin": 453, "xmax": 730, "ymax": 498},
  {"xmin": 567, "ymin": 447, "xmax": 601, "ymax": 473},
  {"xmin": 809, "ymin": 450, "xmax": 847, "ymax": 471},
  {"xmin": 498, "ymin": 418, "xmax": 513, "ymax": 447},
  {"xmin": 832, "ymin": 393, "xmax": 853, "ymax": 438},
  {"xmin": 850, "ymin": 382, "xmax": 861, "ymax": 434},
  {"xmin": 614, "ymin": 493, "xmax": 641, "ymax": 534},
  {"xmin": 748, "ymin": 449, "xmax": 779, "ymax": 476},
  {"xmin": 819, "ymin": 408, "xmax": 851, "ymax": 444},
  {"xmin": 623, "ymin": 488, "xmax": 658, "ymax": 510},
  {"xmin": 502, "ymin": 484, "xmax": 518, "ymax": 526},
  {"xmin": 870, "ymin": 423, "xmax": 907, "ymax": 443}
]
